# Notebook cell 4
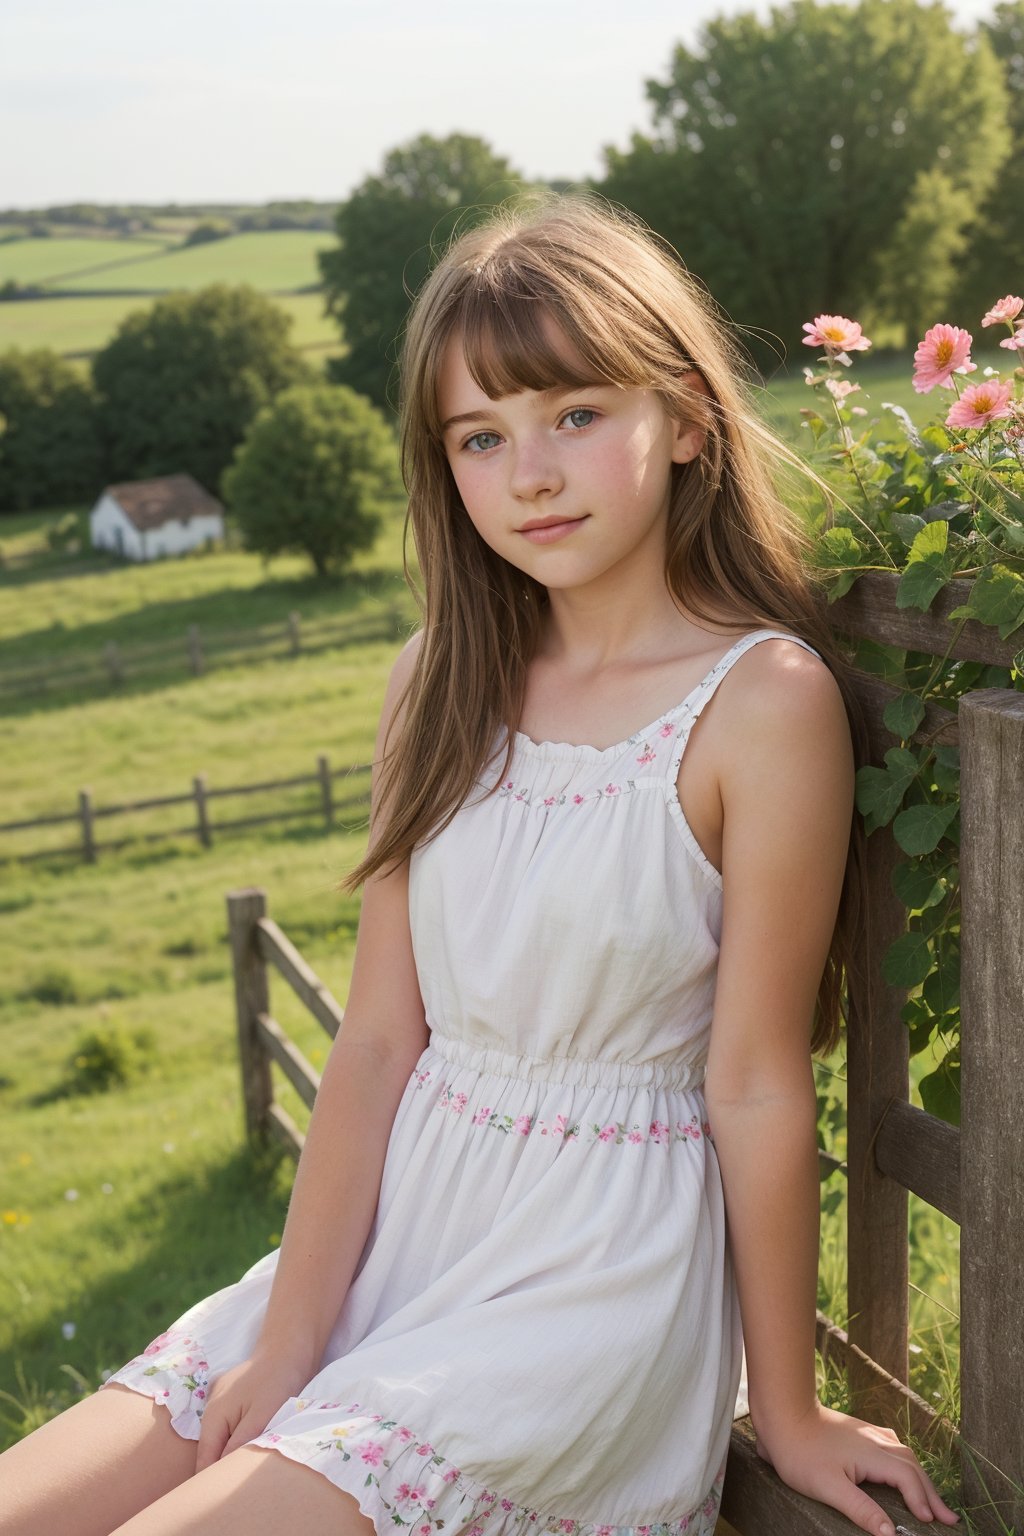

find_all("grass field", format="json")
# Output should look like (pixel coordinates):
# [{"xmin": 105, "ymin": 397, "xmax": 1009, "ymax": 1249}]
[
  {"xmin": 0, "ymin": 237, "xmax": 172, "ymax": 287},
  {"xmin": 0, "ymin": 363, "xmax": 963, "ymax": 1513}
]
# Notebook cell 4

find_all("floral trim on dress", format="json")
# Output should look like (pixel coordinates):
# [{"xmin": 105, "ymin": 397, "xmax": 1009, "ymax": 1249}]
[
  {"xmin": 497, "ymin": 777, "xmax": 643, "ymax": 809},
  {"xmin": 100, "ymin": 1325, "xmax": 211, "ymax": 1435},
  {"xmin": 430, "ymin": 1081, "xmax": 713, "ymax": 1146},
  {"xmin": 250, "ymin": 1397, "xmax": 726, "ymax": 1536}
]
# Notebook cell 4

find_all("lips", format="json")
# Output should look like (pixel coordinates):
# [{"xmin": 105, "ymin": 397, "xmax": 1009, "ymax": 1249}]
[{"xmin": 517, "ymin": 515, "xmax": 587, "ymax": 532}]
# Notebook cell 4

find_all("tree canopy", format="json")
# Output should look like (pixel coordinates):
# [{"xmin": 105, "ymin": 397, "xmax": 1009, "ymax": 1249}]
[
  {"xmin": 598, "ymin": 0, "xmax": 1012, "ymax": 370},
  {"xmin": 92, "ymin": 285, "xmax": 311, "ymax": 493},
  {"xmin": 221, "ymin": 382, "xmax": 403, "ymax": 577},
  {"xmin": 0, "ymin": 349, "xmax": 103, "ymax": 513},
  {"xmin": 319, "ymin": 133, "xmax": 535, "ymax": 411}
]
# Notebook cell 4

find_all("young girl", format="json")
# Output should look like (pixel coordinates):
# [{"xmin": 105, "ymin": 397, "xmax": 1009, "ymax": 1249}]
[{"xmin": 1, "ymin": 194, "xmax": 961, "ymax": 1536}]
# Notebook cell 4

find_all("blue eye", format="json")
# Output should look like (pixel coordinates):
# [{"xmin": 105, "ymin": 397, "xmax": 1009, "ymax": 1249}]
[
  {"xmin": 564, "ymin": 407, "xmax": 597, "ymax": 430},
  {"xmin": 464, "ymin": 431, "xmax": 501, "ymax": 454}
]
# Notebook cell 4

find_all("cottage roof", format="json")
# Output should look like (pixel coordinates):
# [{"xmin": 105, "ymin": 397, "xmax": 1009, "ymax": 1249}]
[{"xmin": 101, "ymin": 474, "xmax": 223, "ymax": 533}]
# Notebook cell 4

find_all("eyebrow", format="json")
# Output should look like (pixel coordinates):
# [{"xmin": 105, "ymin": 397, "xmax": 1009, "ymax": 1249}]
[{"xmin": 440, "ymin": 383, "xmax": 610, "ymax": 436}]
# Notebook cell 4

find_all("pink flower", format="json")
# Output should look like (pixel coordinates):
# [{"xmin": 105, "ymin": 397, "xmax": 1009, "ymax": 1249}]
[
  {"xmin": 635, "ymin": 750, "xmax": 656, "ymax": 764},
  {"xmin": 572, "ymin": 794, "xmax": 585, "ymax": 805},
  {"xmin": 360, "ymin": 1442, "xmax": 385, "ymax": 1466},
  {"xmin": 472, "ymin": 1106, "xmax": 492, "ymax": 1125},
  {"xmin": 397, "ymin": 1484, "xmax": 413, "ymax": 1502},
  {"xmin": 627, "ymin": 1130, "xmax": 645, "ymax": 1144},
  {"xmin": 501, "ymin": 1500, "xmax": 516, "ymax": 1512},
  {"xmin": 195, "ymin": 1388, "xmax": 206, "ymax": 1399},
  {"xmin": 912, "ymin": 323, "xmax": 977, "ymax": 392},
  {"xmin": 505, "ymin": 781, "xmax": 513, "ymax": 790},
  {"xmin": 945, "ymin": 379, "xmax": 1014, "ymax": 429},
  {"xmin": 397, "ymin": 1426, "xmax": 415, "ymax": 1441},
  {"xmin": 410, "ymin": 1486, "xmax": 427, "ymax": 1502},
  {"xmin": 197, "ymin": 1360, "xmax": 208, "ymax": 1370},
  {"xmin": 659, "ymin": 723, "xmax": 675, "ymax": 737},
  {"xmin": 649, "ymin": 1120, "xmax": 670, "ymax": 1144},
  {"xmin": 543, "ymin": 796, "xmax": 556, "ymax": 806},
  {"xmin": 514, "ymin": 1115, "xmax": 532, "ymax": 1136},
  {"xmin": 419, "ymin": 1526, "xmax": 432, "ymax": 1536},
  {"xmin": 603, "ymin": 783, "xmax": 620, "ymax": 795},
  {"xmin": 451, "ymin": 1092, "xmax": 468, "ymax": 1114},
  {"xmin": 824, "ymin": 377, "xmax": 860, "ymax": 401},
  {"xmin": 264, "ymin": 1431, "xmax": 282, "ymax": 1442},
  {"xmin": 467, "ymin": 1527, "xmax": 485, "ymax": 1536},
  {"xmin": 595, "ymin": 1527, "xmax": 615, "ymax": 1536},
  {"xmin": 981, "ymin": 295, "xmax": 1023, "ymax": 327},
  {"xmin": 415, "ymin": 1442, "xmax": 434, "ymax": 1456},
  {"xmin": 559, "ymin": 1522, "xmax": 576, "ymax": 1533},
  {"xmin": 801, "ymin": 314, "xmax": 872, "ymax": 360},
  {"xmin": 999, "ymin": 326, "xmax": 1024, "ymax": 353},
  {"xmin": 598, "ymin": 1124, "xmax": 616, "ymax": 1142},
  {"xmin": 443, "ymin": 1468, "xmax": 460, "ymax": 1483},
  {"xmin": 550, "ymin": 1113, "xmax": 568, "ymax": 1138}
]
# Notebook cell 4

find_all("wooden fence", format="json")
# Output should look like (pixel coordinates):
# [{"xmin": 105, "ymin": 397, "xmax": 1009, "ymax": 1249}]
[
  {"xmin": 0, "ymin": 602, "xmax": 407, "ymax": 704},
  {"xmin": 1, "ymin": 754, "xmax": 371, "ymax": 864},
  {"xmin": 226, "ymin": 571, "xmax": 1023, "ymax": 1536}
]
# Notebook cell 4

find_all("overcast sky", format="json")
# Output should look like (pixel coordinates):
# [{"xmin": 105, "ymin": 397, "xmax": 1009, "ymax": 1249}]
[{"xmin": 2, "ymin": 0, "xmax": 1001, "ymax": 209}]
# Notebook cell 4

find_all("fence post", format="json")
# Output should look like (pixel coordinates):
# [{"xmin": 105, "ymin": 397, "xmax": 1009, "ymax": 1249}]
[
  {"xmin": 104, "ymin": 641, "xmax": 123, "ymax": 685},
  {"xmin": 318, "ymin": 754, "xmax": 333, "ymax": 830},
  {"xmin": 193, "ymin": 774, "xmax": 211, "ymax": 847},
  {"xmin": 959, "ymin": 689, "xmax": 1024, "ymax": 1535},
  {"xmin": 188, "ymin": 624, "xmax": 203, "ymax": 676},
  {"xmin": 227, "ymin": 888, "xmax": 273, "ymax": 1143},
  {"xmin": 78, "ymin": 789, "xmax": 96, "ymax": 864},
  {"xmin": 288, "ymin": 611, "xmax": 301, "ymax": 656}
]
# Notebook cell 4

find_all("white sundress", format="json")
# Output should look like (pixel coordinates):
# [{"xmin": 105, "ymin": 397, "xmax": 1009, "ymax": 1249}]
[{"xmin": 100, "ymin": 626, "xmax": 823, "ymax": 1536}]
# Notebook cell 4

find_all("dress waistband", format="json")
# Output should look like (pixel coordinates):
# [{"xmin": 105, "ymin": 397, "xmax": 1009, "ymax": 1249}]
[{"xmin": 427, "ymin": 1030, "xmax": 706, "ymax": 1093}]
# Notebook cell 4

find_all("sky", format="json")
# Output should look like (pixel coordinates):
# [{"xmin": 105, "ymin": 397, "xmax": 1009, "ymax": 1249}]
[{"xmin": 1, "ymin": 0, "xmax": 1002, "ymax": 209}]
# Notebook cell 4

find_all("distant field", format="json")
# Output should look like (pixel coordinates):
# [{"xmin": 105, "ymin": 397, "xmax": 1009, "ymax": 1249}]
[
  {"xmin": 0, "ymin": 237, "xmax": 171, "ymax": 286},
  {"xmin": 0, "ymin": 290, "xmax": 342, "ymax": 362},
  {"xmin": 42, "ymin": 231, "xmax": 334, "ymax": 294}
]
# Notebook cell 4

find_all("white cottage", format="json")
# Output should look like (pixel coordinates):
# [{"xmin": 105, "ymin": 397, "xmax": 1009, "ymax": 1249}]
[{"xmin": 89, "ymin": 474, "xmax": 224, "ymax": 561}]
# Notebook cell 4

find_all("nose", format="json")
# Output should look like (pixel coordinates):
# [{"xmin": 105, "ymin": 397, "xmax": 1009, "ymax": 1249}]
[{"xmin": 507, "ymin": 433, "xmax": 564, "ymax": 501}]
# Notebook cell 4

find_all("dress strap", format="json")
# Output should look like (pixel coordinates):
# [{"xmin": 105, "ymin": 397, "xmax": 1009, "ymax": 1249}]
[{"xmin": 664, "ymin": 628, "xmax": 823, "ymax": 786}]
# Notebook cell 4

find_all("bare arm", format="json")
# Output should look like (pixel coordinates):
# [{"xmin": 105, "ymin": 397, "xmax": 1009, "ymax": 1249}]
[
  {"xmin": 703, "ymin": 645, "xmax": 959, "ymax": 1535},
  {"xmin": 252, "ymin": 631, "xmax": 430, "ymax": 1379}
]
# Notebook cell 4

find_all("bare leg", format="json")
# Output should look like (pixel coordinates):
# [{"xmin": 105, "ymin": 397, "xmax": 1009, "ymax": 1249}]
[
  {"xmin": 0, "ymin": 1383, "xmax": 197, "ymax": 1536},
  {"xmin": 107, "ymin": 1443, "xmax": 375, "ymax": 1536}
]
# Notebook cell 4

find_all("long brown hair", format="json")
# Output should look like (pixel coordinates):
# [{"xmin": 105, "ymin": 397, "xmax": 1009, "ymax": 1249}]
[{"xmin": 341, "ymin": 189, "xmax": 868, "ymax": 1060}]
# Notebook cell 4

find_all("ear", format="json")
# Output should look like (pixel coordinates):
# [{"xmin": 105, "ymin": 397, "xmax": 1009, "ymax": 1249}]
[{"xmin": 669, "ymin": 370, "xmax": 710, "ymax": 465}]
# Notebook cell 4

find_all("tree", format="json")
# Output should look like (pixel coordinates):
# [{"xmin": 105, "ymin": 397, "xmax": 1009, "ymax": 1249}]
[
  {"xmin": 0, "ymin": 349, "xmax": 103, "ymax": 513},
  {"xmin": 319, "ymin": 133, "xmax": 533, "ymax": 411},
  {"xmin": 949, "ymin": 1, "xmax": 1024, "ymax": 329},
  {"xmin": 92, "ymin": 286, "xmax": 311, "ymax": 492},
  {"xmin": 598, "ymin": 0, "xmax": 1012, "ymax": 371},
  {"xmin": 221, "ymin": 383, "xmax": 402, "ymax": 577}
]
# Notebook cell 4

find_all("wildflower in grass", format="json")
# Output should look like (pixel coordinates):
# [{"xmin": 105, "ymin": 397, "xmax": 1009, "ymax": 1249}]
[
  {"xmin": 945, "ymin": 379, "xmax": 1014, "ymax": 430},
  {"xmin": 101, "ymin": 1183, "xmax": 113, "ymax": 1195},
  {"xmin": 2, "ymin": 1210, "xmax": 18, "ymax": 1225},
  {"xmin": 824, "ymin": 377, "xmax": 861, "ymax": 402},
  {"xmin": 999, "ymin": 326, "xmax": 1024, "ymax": 355},
  {"xmin": 801, "ymin": 314, "xmax": 872, "ymax": 363},
  {"xmin": 64, "ymin": 1189, "xmax": 78, "ymax": 1201},
  {"xmin": 62, "ymin": 1322, "xmax": 76, "ymax": 1339},
  {"xmin": 981, "ymin": 295, "xmax": 1023, "ymax": 327},
  {"xmin": 912, "ymin": 324, "xmax": 977, "ymax": 392}
]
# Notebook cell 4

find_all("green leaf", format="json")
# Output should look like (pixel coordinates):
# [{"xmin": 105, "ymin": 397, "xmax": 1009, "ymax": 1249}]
[
  {"xmin": 918, "ymin": 1054, "xmax": 961, "ymax": 1127},
  {"xmin": 882, "ymin": 928, "xmax": 933, "ymax": 986},
  {"xmin": 880, "ymin": 401, "xmax": 926, "ymax": 452},
  {"xmin": 855, "ymin": 748, "xmax": 920, "ymax": 827},
  {"xmin": 896, "ymin": 520, "xmax": 954, "ymax": 612},
  {"xmin": 922, "ymin": 955, "xmax": 960, "ymax": 1015},
  {"xmin": 947, "ymin": 564, "xmax": 1024, "ymax": 638},
  {"xmin": 890, "ymin": 512, "xmax": 926, "ymax": 546},
  {"xmin": 891, "ymin": 857, "xmax": 945, "ymax": 910},
  {"xmin": 883, "ymin": 692, "xmax": 926, "ymax": 739},
  {"xmin": 892, "ymin": 800, "xmax": 959, "ymax": 855},
  {"xmin": 821, "ymin": 526, "xmax": 862, "ymax": 562}
]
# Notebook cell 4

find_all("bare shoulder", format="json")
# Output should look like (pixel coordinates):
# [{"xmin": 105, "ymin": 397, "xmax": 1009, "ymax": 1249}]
[{"xmin": 720, "ymin": 635, "xmax": 849, "ymax": 759}]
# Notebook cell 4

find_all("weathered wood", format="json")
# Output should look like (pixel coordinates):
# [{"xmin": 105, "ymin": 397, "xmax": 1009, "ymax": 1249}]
[
  {"xmin": 255, "ymin": 1011, "xmax": 321, "ymax": 1110},
  {"xmin": 828, "ymin": 573, "xmax": 1023, "ymax": 667},
  {"xmin": 959, "ymin": 687, "xmax": 1024, "ymax": 1536},
  {"xmin": 318, "ymin": 753, "xmax": 333, "ymax": 829},
  {"xmin": 193, "ymin": 774, "xmax": 211, "ymax": 848},
  {"xmin": 227, "ymin": 889, "xmax": 274, "ymax": 1142},
  {"xmin": 78, "ymin": 788, "xmax": 95, "ymax": 864},
  {"xmin": 847, "ymin": 671, "xmax": 959, "ymax": 753},
  {"xmin": 843, "ymin": 815, "xmax": 910, "ymax": 1421},
  {"xmin": 720, "ymin": 1415, "xmax": 936, "ymax": 1535},
  {"xmin": 255, "ymin": 915, "xmax": 345, "ymax": 1041},
  {"xmin": 873, "ymin": 1099, "xmax": 961, "ymax": 1226},
  {"xmin": 266, "ymin": 1099, "xmax": 305, "ymax": 1159}
]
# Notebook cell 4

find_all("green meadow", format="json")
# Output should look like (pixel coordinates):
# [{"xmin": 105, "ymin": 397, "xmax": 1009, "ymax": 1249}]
[
  {"xmin": 0, "ymin": 362, "xmax": 962, "ymax": 1516},
  {"xmin": 0, "ymin": 230, "xmax": 340, "ymax": 365}
]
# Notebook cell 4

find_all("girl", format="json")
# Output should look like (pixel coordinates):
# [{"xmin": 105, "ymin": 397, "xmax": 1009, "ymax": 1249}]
[{"xmin": 1, "ymin": 193, "xmax": 961, "ymax": 1536}]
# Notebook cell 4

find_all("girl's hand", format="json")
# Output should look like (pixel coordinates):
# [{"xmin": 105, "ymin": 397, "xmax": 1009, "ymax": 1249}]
[
  {"xmin": 194, "ymin": 1353, "xmax": 313, "ymax": 1474},
  {"xmin": 753, "ymin": 1402, "xmax": 961, "ymax": 1536}
]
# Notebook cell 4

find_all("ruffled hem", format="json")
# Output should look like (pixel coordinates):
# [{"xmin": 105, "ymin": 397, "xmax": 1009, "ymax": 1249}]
[{"xmin": 99, "ymin": 1325, "xmax": 724, "ymax": 1536}]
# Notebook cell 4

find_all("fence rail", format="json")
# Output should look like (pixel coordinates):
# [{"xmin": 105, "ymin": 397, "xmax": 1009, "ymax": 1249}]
[
  {"xmin": 226, "ymin": 574, "xmax": 1024, "ymax": 1536},
  {"xmin": 0, "ymin": 754, "xmax": 371, "ymax": 864},
  {"xmin": 0, "ymin": 603, "xmax": 408, "ymax": 704}
]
